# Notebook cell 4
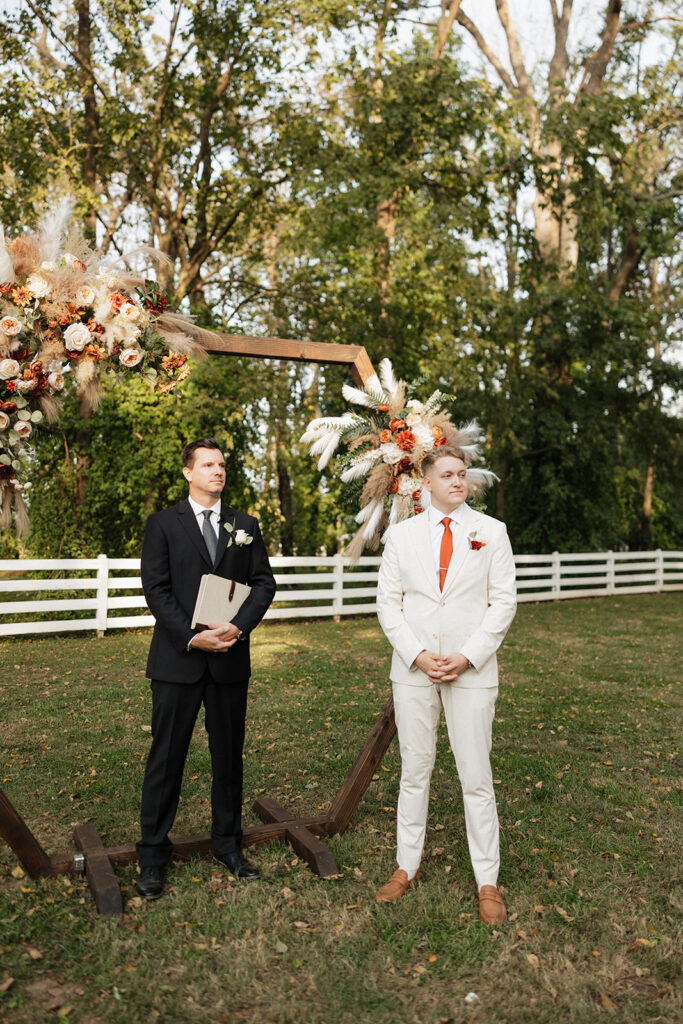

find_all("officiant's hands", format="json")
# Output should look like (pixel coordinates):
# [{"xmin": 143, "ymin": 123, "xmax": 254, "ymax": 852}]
[
  {"xmin": 414, "ymin": 650, "xmax": 471, "ymax": 683},
  {"xmin": 190, "ymin": 623, "xmax": 240, "ymax": 652}
]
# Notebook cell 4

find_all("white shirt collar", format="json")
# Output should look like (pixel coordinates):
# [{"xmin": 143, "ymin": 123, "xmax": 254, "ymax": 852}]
[
  {"xmin": 427, "ymin": 502, "xmax": 465, "ymax": 528},
  {"xmin": 188, "ymin": 495, "xmax": 221, "ymax": 519}
]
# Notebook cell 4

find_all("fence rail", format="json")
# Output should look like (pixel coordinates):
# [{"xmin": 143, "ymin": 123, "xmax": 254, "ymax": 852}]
[{"xmin": 0, "ymin": 550, "xmax": 681, "ymax": 638}]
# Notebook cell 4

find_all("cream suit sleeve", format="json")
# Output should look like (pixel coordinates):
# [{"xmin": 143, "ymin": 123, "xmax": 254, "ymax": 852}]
[
  {"xmin": 458, "ymin": 522, "xmax": 517, "ymax": 670},
  {"xmin": 376, "ymin": 528, "xmax": 425, "ymax": 672}
]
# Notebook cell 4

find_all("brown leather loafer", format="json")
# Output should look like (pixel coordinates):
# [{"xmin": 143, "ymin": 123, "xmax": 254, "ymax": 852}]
[
  {"xmin": 375, "ymin": 868, "xmax": 420, "ymax": 903},
  {"xmin": 478, "ymin": 884, "xmax": 507, "ymax": 924}
]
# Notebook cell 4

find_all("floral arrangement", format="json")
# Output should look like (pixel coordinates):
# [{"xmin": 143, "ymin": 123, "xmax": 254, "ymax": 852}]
[
  {"xmin": 0, "ymin": 200, "xmax": 211, "ymax": 534},
  {"xmin": 301, "ymin": 359, "xmax": 497, "ymax": 560}
]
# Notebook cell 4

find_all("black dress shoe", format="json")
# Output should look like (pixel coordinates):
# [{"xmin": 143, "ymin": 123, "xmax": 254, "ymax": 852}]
[
  {"xmin": 135, "ymin": 865, "xmax": 165, "ymax": 899},
  {"xmin": 215, "ymin": 850, "xmax": 260, "ymax": 880}
]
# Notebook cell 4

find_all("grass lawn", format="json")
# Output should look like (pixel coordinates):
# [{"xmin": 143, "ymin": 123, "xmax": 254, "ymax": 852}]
[{"xmin": 0, "ymin": 593, "xmax": 681, "ymax": 1024}]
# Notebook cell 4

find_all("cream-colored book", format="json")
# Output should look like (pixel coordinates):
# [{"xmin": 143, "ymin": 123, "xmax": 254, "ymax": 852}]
[{"xmin": 191, "ymin": 574, "xmax": 252, "ymax": 630}]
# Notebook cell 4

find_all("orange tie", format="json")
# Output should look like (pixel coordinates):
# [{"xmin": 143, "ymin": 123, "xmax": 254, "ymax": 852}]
[{"xmin": 439, "ymin": 517, "xmax": 453, "ymax": 591}]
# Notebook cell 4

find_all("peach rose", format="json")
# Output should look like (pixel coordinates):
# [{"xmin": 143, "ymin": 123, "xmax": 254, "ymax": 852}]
[
  {"xmin": 432, "ymin": 426, "xmax": 443, "ymax": 439},
  {"xmin": 47, "ymin": 372, "xmax": 65, "ymax": 391},
  {"xmin": 14, "ymin": 419, "xmax": 32, "ymax": 439},
  {"xmin": 120, "ymin": 301, "xmax": 142, "ymax": 322},
  {"xmin": 119, "ymin": 347, "xmax": 142, "ymax": 368},
  {"xmin": 77, "ymin": 286, "xmax": 96, "ymax": 306},
  {"xmin": 110, "ymin": 292, "xmax": 127, "ymax": 311},
  {"xmin": 0, "ymin": 317, "xmax": 22, "ymax": 336},
  {"xmin": 0, "ymin": 411, "xmax": 10, "ymax": 430},
  {"xmin": 379, "ymin": 429, "xmax": 392, "ymax": 443}
]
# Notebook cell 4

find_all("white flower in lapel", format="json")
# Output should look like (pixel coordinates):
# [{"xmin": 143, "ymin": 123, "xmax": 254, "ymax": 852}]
[
  {"xmin": 468, "ymin": 530, "xmax": 487, "ymax": 551},
  {"xmin": 223, "ymin": 521, "xmax": 253, "ymax": 547}
]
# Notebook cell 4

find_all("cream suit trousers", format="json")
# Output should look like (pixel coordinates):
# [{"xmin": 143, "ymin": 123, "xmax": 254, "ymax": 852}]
[{"xmin": 392, "ymin": 680, "xmax": 499, "ymax": 888}]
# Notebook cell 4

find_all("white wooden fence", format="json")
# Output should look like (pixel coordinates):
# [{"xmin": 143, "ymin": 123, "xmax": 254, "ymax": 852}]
[{"xmin": 0, "ymin": 550, "xmax": 681, "ymax": 638}]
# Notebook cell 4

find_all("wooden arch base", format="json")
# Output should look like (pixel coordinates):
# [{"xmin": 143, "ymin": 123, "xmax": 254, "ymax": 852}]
[
  {"xmin": 0, "ymin": 337, "xmax": 397, "ymax": 914},
  {"xmin": 0, "ymin": 699, "xmax": 395, "ymax": 915}
]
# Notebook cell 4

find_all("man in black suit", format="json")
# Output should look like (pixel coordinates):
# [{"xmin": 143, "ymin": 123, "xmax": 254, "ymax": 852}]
[{"xmin": 135, "ymin": 437, "xmax": 276, "ymax": 899}]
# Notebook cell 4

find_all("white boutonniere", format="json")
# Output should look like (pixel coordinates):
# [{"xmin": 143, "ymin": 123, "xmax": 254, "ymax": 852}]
[
  {"xmin": 467, "ymin": 531, "xmax": 486, "ymax": 551},
  {"xmin": 223, "ymin": 521, "xmax": 253, "ymax": 547}
]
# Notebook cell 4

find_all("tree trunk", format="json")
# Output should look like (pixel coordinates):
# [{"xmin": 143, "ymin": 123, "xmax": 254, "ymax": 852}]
[{"xmin": 76, "ymin": 0, "xmax": 99, "ymax": 243}]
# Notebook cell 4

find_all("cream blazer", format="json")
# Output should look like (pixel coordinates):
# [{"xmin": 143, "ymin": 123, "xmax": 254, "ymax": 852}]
[{"xmin": 376, "ymin": 503, "xmax": 517, "ymax": 689}]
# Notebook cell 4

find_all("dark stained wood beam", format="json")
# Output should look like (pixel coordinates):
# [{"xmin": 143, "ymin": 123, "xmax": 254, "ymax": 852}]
[{"xmin": 74, "ymin": 823, "xmax": 123, "ymax": 917}]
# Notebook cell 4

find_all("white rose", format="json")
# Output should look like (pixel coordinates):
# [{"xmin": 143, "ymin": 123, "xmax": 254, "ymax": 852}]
[
  {"xmin": 0, "ymin": 411, "xmax": 9, "ymax": 430},
  {"xmin": 40, "ymin": 260, "xmax": 56, "ymax": 272},
  {"xmin": 77, "ymin": 286, "xmax": 95, "ymax": 306},
  {"xmin": 234, "ymin": 529, "xmax": 253, "ymax": 546},
  {"xmin": 63, "ymin": 322, "xmax": 91, "ymax": 351},
  {"xmin": 380, "ymin": 442, "xmax": 404, "ymax": 465},
  {"xmin": 0, "ymin": 316, "xmax": 22, "ymax": 336},
  {"xmin": 0, "ymin": 358, "xmax": 20, "ymax": 379},
  {"xmin": 406, "ymin": 412, "xmax": 422, "ymax": 427},
  {"xmin": 15, "ymin": 380, "xmax": 34, "ymax": 393},
  {"xmin": 121, "ymin": 302, "xmax": 141, "ymax": 322},
  {"xmin": 398, "ymin": 474, "xmax": 417, "ymax": 496},
  {"xmin": 27, "ymin": 274, "xmax": 50, "ymax": 298},
  {"xmin": 119, "ymin": 347, "xmax": 142, "ymax": 368},
  {"xmin": 412, "ymin": 424, "xmax": 434, "ymax": 449},
  {"xmin": 14, "ymin": 420, "xmax": 32, "ymax": 439},
  {"xmin": 48, "ymin": 372, "xmax": 65, "ymax": 391}
]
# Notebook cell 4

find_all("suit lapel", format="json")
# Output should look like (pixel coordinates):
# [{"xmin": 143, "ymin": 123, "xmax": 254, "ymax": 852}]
[
  {"xmin": 414, "ymin": 512, "xmax": 441, "ymax": 598},
  {"xmin": 214, "ymin": 504, "xmax": 237, "ymax": 569},
  {"xmin": 442, "ymin": 504, "xmax": 481, "ymax": 595},
  {"xmin": 177, "ymin": 499, "xmax": 213, "ymax": 568}
]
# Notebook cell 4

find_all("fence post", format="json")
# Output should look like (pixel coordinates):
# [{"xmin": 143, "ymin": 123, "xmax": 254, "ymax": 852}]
[
  {"xmin": 552, "ymin": 551, "xmax": 561, "ymax": 594},
  {"xmin": 332, "ymin": 555, "xmax": 344, "ymax": 621},
  {"xmin": 655, "ymin": 549, "xmax": 664, "ymax": 590},
  {"xmin": 96, "ymin": 554, "xmax": 109, "ymax": 637},
  {"xmin": 606, "ymin": 550, "xmax": 615, "ymax": 594}
]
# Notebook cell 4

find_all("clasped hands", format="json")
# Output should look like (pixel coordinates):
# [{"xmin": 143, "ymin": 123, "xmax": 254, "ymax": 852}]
[
  {"xmin": 414, "ymin": 649, "xmax": 470, "ymax": 684},
  {"xmin": 189, "ymin": 623, "xmax": 240, "ymax": 652}
]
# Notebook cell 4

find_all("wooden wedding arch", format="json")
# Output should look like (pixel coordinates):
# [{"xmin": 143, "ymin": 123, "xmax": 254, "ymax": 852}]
[{"xmin": 0, "ymin": 333, "xmax": 397, "ymax": 915}]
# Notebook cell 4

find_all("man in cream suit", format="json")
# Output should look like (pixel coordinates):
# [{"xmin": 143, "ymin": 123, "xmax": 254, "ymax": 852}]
[{"xmin": 375, "ymin": 446, "xmax": 516, "ymax": 924}]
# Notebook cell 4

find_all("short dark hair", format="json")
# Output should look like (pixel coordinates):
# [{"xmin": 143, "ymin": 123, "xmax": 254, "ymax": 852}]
[
  {"xmin": 181, "ymin": 437, "xmax": 224, "ymax": 468},
  {"xmin": 421, "ymin": 445, "xmax": 467, "ymax": 476}
]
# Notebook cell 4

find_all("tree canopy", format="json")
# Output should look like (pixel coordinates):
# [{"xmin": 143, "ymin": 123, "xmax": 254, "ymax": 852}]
[{"xmin": 1, "ymin": 0, "xmax": 681, "ymax": 556}]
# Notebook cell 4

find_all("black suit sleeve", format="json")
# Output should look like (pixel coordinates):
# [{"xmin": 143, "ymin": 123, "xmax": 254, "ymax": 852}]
[
  {"xmin": 141, "ymin": 513, "xmax": 194, "ymax": 652},
  {"xmin": 230, "ymin": 519, "xmax": 276, "ymax": 636}
]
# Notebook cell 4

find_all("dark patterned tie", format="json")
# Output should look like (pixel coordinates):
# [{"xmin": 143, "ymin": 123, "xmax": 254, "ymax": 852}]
[{"xmin": 202, "ymin": 508, "xmax": 217, "ymax": 563}]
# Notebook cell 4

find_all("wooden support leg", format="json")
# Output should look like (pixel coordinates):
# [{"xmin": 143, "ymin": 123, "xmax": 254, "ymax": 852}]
[
  {"xmin": 326, "ymin": 695, "xmax": 396, "ymax": 835},
  {"xmin": 253, "ymin": 798, "xmax": 338, "ymax": 877},
  {"xmin": 0, "ymin": 788, "xmax": 53, "ymax": 878},
  {"xmin": 74, "ymin": 824, "xmax": 123, "ymax": 917}
]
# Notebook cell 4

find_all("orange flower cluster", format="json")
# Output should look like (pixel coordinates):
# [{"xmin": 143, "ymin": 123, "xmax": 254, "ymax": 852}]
[
  {"xmin": 396, "ymin": 429, "xmax": 416, "ymax": 452},
  {"xmin": 144, "ymin": 293, "xmax": 168, "ymax": 315},
  {"xmin": 22, "ymin": 360, "xmax": 48, "ymax": 396},
  {"xmin": 11, "ymin": 287, "xmax": 32, "ymax": 306},
  {"xmin": 161, "ymin": 353, "xmax": 187, "ymax": 371}
]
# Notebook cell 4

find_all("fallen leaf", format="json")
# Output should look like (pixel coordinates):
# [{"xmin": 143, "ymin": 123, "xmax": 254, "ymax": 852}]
[
  {"xmin": 0, "ymin": 978, "xmax": 14, "ymax": 992},
  {"xmin": 553, "ymin": 904, "xmax": 575, "ymax": 922},
  {"xmin": 27, "ymin": 948, "xmax": 43, "ymax": 960},
  {"xmin": 600, "ymin": 992, "xmax": 618, "ymax": 1011},
  {"xmin": 275, "ymin": 940, "xmax": 288, "ymax": 954},
  {"xmin": 428, "ymin": 953, "xmax": 437, "ymax": 963},
  {"xmin": 11, "ymin": 866, "xmax": 25, "ymax": 879},
  {"xmin": 526, "ymin": 953, "xmax": 540, "ymax": 968}
]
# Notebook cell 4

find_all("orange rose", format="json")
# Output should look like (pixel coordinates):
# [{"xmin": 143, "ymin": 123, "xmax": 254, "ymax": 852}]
[
  {"xmin": 412, "ymin": 489, "xmax": 422, "ymax": 501},
  {"xmin": 379, "ymin": 429, "xmax": 392, "ymax": 443},
  {"xmin": 389, "ymin": 418, "xmax": 406, "ymax": 431},
  {"xmin": 432, "ymin": 426, "xmax": 443, "ymax": 439},
  {"xmin": 396, "ymin": 430, "xmax": 416, "ymax": 452},
  {"xmin": 414, "ymin": 505, "xmax": 423, "ymax": 514},
  {"xmin": 434, "ymin": 436, "xmax": 448, "ymax": 447},
  {"xmin": 110, "ymin": 292, "xmax": 127, "ymax": 311},
  {"xmin": 378, "ymin": 403, "xmax": 390, "ymax": 412},
  {"xmin": 389, "ymin": 478, "xmax": 399, "ymax": 493},
  {"xmin": 396, "ymin": 457, "xmax": 412, "ymax": 473}
]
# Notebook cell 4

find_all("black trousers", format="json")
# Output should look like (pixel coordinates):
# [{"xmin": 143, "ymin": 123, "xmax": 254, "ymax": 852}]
[{"xmin": 137, "ymin": 672, "xmax": 249, "ymax": 868}]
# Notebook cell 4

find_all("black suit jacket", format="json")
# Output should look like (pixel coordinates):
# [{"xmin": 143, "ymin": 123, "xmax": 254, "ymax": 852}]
[{"xmin": 141, "ymin": 499, "xmax": 276, "ymax": 684}]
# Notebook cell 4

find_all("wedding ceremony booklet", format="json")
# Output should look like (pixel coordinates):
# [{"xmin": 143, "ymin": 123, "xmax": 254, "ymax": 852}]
[{"xmin": 191, "ymin": 574, "xmax": 252, "ymax": 630}]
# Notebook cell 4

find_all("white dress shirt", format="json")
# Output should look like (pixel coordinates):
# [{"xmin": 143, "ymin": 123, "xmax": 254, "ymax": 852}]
[
  {"xmin": 426, "ymin": 502, "xmax": 465, "ymax": 583},
  {"xmin": 188, "ymin": 496, "xmax": 221, "ymax": 539}
]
